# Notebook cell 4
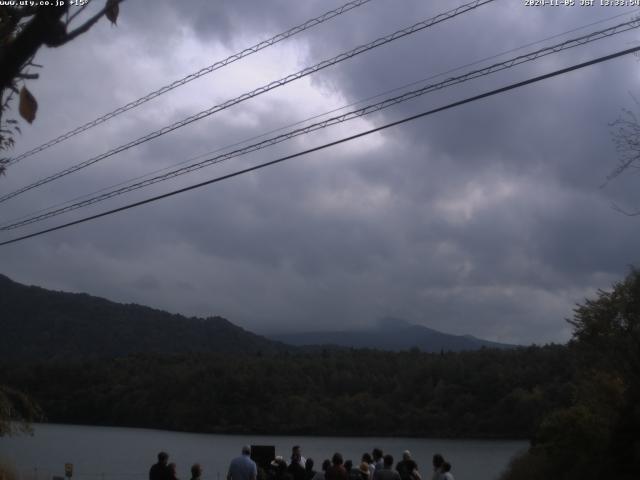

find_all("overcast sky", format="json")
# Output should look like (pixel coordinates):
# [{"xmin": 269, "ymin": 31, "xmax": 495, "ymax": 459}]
[{"xmin": 1, "ymin": 0, "xmax": 639, "ymax": 344}]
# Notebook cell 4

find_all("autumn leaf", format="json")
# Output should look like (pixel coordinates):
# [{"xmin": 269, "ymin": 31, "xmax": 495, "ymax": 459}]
[
  {"xmin": 105, "ymin": 0, "xmax": 119, "ymax": 25},
  {"xmin": 19, "ymin": 86, "xmax": 37, "ymax": 124}
]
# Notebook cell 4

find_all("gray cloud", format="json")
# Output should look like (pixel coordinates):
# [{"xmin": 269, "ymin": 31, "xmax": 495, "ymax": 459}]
[{"xmin": 1, "ymin": 0, "xmax": 640, "ymax": 345}]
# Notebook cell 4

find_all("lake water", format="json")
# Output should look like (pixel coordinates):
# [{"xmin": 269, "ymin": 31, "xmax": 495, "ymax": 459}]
[{"xmin": 0, "ymin": 424, "xmax": 526, "ymax": 480}]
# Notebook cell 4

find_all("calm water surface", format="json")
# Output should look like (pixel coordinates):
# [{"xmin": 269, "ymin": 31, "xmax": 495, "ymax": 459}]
[{"xmin": 0, "ymin": 424, "xmax": 526, "ymax": 480}]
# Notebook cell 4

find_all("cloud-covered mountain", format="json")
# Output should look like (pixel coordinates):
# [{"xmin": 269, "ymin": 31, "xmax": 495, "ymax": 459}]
[{"xmin": 270, "ymin": 317, "xmax": 518, "ymax": 352}]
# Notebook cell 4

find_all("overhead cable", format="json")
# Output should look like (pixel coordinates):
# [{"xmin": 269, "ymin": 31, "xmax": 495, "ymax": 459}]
[
  {"xmin": 1, "ymin": 44, "xmax": 638, "ymax": 247},
  {"xmin": 3, "ymin": 17, "xmax": 638, "ymax": 231},
  {"xmin": 5, "ymin": 0, "xmax": 373, "ymax": 167},
  {"xmin": 0, "ymin": 0, "xmax": 495, "ymax": 205},
  {"xmin": 5, "ymin": 7, "xmax": 635, "ymax": 229}
]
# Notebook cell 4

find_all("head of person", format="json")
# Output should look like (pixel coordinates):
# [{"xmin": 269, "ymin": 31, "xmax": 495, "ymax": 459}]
[
  {"xmin": 242, "ymin": 445, "xmax": 252, "ymax": 456},
  {"xmin": 344, "ymin": 461, "xmax": 352, "ymax": 472},
  {"xmin": 191, "ymin": 464, "xmax": 202, "ymax": 479},
  {"xmin": 361, "ymin": 453, "xmax": 373, "ymax": 465},
  {"xmin": 432, "ymin": 455, "xmax": 444, "ymax": 470},
  {"xmin": 305, "ymin": 459, "xmax": 314, "ymax": 472},
  {"xmin": 271, "ymin": 457, "xmax": 286, "ymax": 474},
  {"xmin": 292, "ymin": 453, "xmax": 302, "ymax": 464},
  {"xmin": 292, "ymin": 446, "xmax": 302, "ymax": 457},
  {"xmin": 322, "ymin": 460, "xmax": 331, "ymax": 472},
  {"xmin": 402, "ymin": 451, "xmax": 411, "ymax": 462},
  {"xmin": 372, "ymin": 449, "xmax": 383, "ymax": 461},
  {"xmin": 442, "ymin": 463, "xmax": 451, "ymax": 473},
  {"xmin": 332, "ymin": 453, "xmax": 344, "ymax": 467},
  {"xmin": 383, "ymin": 455, "xmax": 393, "ymax": 469},
  {"xmin": 158, "ymin": 452, "xmax": 169, "ymax": 465}
]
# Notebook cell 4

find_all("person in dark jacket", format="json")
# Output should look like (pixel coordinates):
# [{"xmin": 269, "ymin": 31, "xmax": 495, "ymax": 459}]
[
  {"xmin": 304, "ymin": 458, "xmax": 317, "ymax": 480},
  {"xmin": 288, "ymin": 453, "xmax": 306, "ymax": 480},
  {"xmin": 168, "ymin": 463, "xmax": 179, "ymax": 480},
  {"xmin": 395, "ymin": 451, "xmax": 418, "ymax": 480},
  {"xmin": 150, "ymin": 452, "xmax": 170, "ymax": 480},
  {"xmin": 190, "ymin": 464, "xmax": 203, "ymax": 480},
  {"xmin": 326, "ymin": 453, "xmax": 348, "ymax": 480},
  {"xmin": 373, "ymin": 455, "xmax": 399, "ymax": 480},
  {"xmin": 269, "ymin": 457, "xmax": 293, "ymax": 480},
  {"xmin": 371, "ymin": 450, "xmax": 383, "ymax": 473}
]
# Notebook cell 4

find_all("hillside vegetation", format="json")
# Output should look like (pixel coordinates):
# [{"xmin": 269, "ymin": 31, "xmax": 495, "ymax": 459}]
[
  {"xmin": 0, "ymin": 274, "xmax": 285, "ymax": 361},
  {"xmin": 1, "ymin": 346, "xmax": 572, "ymax": 438}
]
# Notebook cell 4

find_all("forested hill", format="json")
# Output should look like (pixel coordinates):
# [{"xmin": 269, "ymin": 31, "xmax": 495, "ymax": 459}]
[{"xmin": 0, "ymin": 274, "xmax": 287, "ymax": 361}]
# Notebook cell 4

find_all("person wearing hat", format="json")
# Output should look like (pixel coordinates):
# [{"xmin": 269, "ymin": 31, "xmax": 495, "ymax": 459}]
[
  {"xmin": 357, "ymin": 463, "xmax": 371, "ymax": 480},
  {"xmin": 360, "ymin": 454, "xmax": 374, "ymax": 480},
  {"xmin": 268, "ymin": 456, "xmax": 292, "ymax": 480}
]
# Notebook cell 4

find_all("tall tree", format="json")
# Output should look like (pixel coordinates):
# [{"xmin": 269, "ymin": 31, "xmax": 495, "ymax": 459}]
[{"xmin": 502, "ymin": 268, "xmax": 640, "ymax": 480}]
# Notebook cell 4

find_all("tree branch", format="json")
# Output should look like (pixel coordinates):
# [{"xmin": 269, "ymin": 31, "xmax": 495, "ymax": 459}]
[
  {"xmin": 63, "ymin": 0, "xmax": 125, "ymax": 43},
  {"xmin": 612, "ymin": 202, "xmax": 640, "ymax": 217},
  {"xmin": 0, "ymin": 5, "xmax": 68, "ymax": 89}
]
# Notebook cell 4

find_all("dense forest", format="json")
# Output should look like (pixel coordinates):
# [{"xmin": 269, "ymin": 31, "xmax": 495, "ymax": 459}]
[{"xmin": 1, "ymin": 345, "xmax": 572, "ymax": 438}]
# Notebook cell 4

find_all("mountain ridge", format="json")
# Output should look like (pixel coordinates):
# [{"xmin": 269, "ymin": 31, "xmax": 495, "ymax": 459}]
[
  {"xmin": 269, "ymin": 316, "xmax": 517, "ymax": 352},
  {"xmin": 0, "ymin": 273, "xmax": 287, "ymax": 361},
  {"xmin": 1, "ymin": 274, "xmax": 516, "ymax": 361}
]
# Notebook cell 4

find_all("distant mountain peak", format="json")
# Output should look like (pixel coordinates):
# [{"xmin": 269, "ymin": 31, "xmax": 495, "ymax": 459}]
[
  {"xmin": 270, "ymin": 319, "xmax": 519, "ymax": 352},
  {"xmin": 376, "ymin": 317, "xmax": 413, "ymax": 330}
]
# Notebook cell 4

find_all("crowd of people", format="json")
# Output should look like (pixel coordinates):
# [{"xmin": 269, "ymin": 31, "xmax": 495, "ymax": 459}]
[{"xmin": 148, "ymin": 446, "xmax": 455, "ymax": 480}]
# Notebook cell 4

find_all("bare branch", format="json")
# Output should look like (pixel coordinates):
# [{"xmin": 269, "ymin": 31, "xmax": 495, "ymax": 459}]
[
  {"xmin": 612, "ymin": 202, "xmax": 640, "ymax": 217},
  {"xmin": 605, "ymin": 98, "xmax": 640, "ymax": 184},
  {"xmin": 63, "ymin": 0, "xmax": 125, "ymax": 43}
]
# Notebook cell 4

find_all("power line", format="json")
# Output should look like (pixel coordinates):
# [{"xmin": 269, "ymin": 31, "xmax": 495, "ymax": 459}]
[
  {"xmin": 1, "ymin": 45, "xmax": 637, "ymax": 247},
  {"xmin": 0, "ymin": 0, "xmax": 495, "ymax": 205},
  {"xmin": 5, "ymin": 0, "xmax": 373, "ymax": 167},
  {"xmin": 3, "ymin": 17, "xmax": 638, "ymax": 231},
  {"xmin": 5, "ymin": 6, "xmax": 633, "ymax": 229}
]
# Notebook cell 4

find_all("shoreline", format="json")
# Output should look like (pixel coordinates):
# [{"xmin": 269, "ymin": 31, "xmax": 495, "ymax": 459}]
[{"xmin": 24, "ymin": 422, "xmax": 531, "ymax": 443}]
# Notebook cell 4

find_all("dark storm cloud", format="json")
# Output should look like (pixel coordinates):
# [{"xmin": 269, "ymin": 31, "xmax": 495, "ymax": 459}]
[{"xmin": 1, "ymin": 0, "xmax": 639, "ymax": 344}]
